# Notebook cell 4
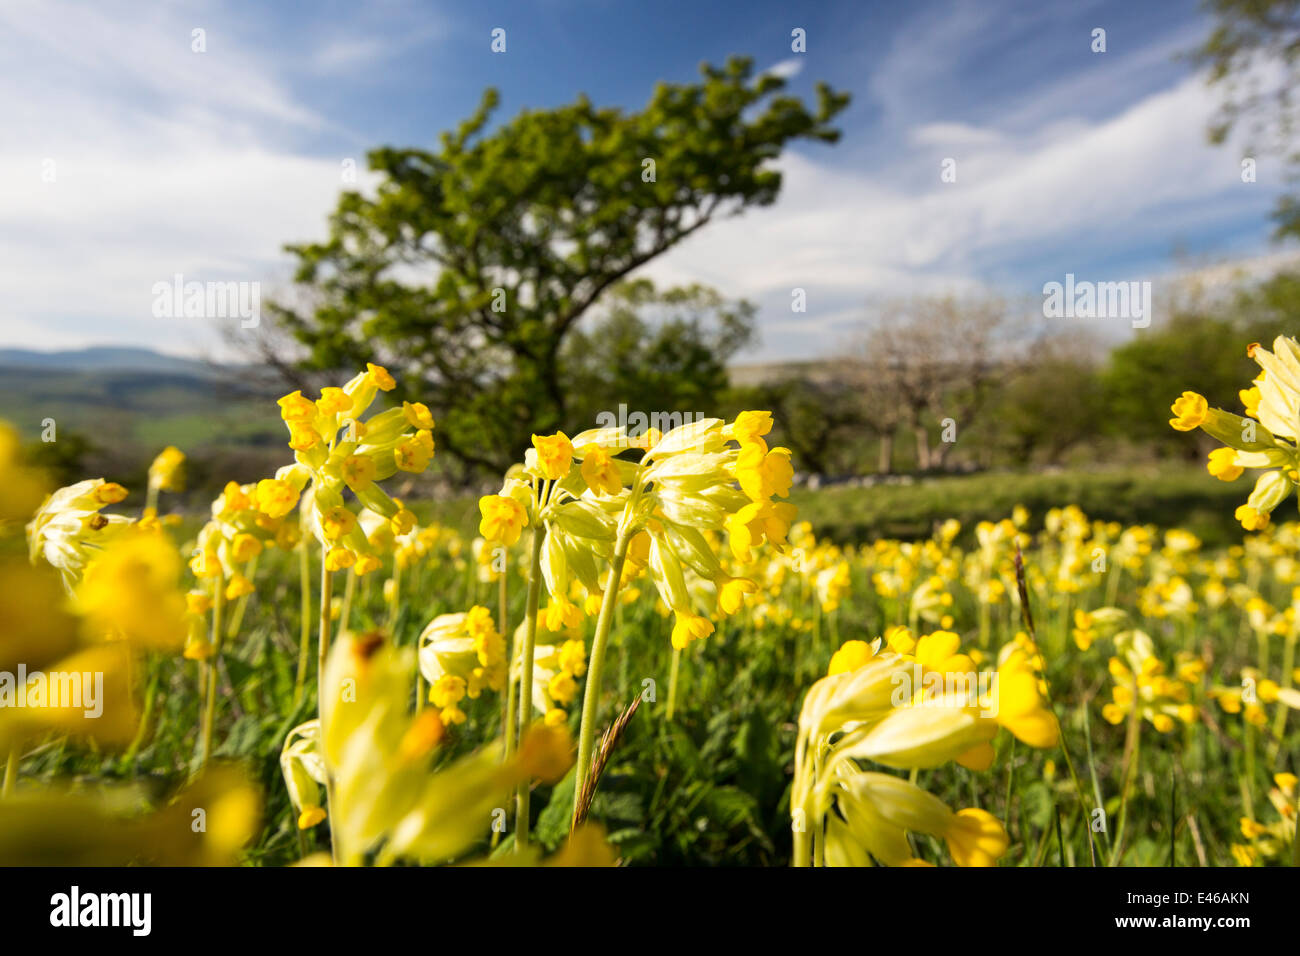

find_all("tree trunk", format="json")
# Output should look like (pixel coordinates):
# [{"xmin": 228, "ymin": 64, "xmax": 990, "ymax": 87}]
[
  {"xmin": 913, "ymin": 426, "xmax": 930, "ymax": 471},
  {"xmin": 877, "ymin": 432, "xmax": 894, "ymax": 474}
]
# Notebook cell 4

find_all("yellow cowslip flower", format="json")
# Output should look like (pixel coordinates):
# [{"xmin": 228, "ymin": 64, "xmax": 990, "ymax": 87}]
[
  {"xmin": 730, "ymin": 410, "xmax": 773, "ymax": 446},
  {"xmin": 225, "ymin": 573, "xmax": 255, "ymax": 601},
  {"xmin": 316, "ymin": 387, "xmax": 354, "ymax": 416},
  {"xmin": 341, "ymin": 454, "xmax": 377, "ymax": 490},
  {"xmin": 1241, "ymin": 382, "xmax": 1262, "ymax": 418},
  {"xmin": 148, "ymin": 446, "xmax": 186, "ymax": 492},
  {"xmin": 734, "ymin": 441, "xmax": 794, "ymax": 501},
  {"xmin": 557, "ymin": 638, "xmax": 587, "ymax": 677},
  {"xmin": 429, "ymin": 674, "xmax": 467, "ymax": 709},
  {"xmin": 884, "ymin": 624, "xmax": 916, "ymax": 654},
  {"xmin": 828, "ymin": 639, "xmax": 877, "ymax": 675},
  {"xmin": 544, "ymin": 597, "xmax": 583, "ymax": 631},
  {"xmin": 230, "ymin": 533, "xmax": 263, "ymax": 563},
  {"xmin": 320, "ymin": 506, "xmax": 357, "ymax": 542},
  {"xmin": 670, "ymin": 611, "xmax": 713, "ymax": 650},
  {"xmin": 278, "ymin": 390, "xmax": 317, "ymax": 424},
  {"xmin": 991, "ymin": 650, "xmax": 1060, "ymax": 748},
  {"xmin": 715, "ymin": 574, "xmax": 758, "ymax": 616},
  {"xmin": 402, "ymin": 401, "xmax": 436, "ymax": 430},
  {"xmin": 1169, "ymin": 391, "xmax": 1208, "ymax": 431},
  {"xmin": 324, "ymin": 547, "xmax": 355, "ymax": 571},
  {"xmin": 1207, "ymin": 447, "xmax": 1243, "ymax": 482},
  {"xmin": 547, "ymin": 671, "xmax": 578, "ymax": 705},
  {"xmin": 366, "ymin": 362, "xmax": 396, "ymax": 391},
  {"xmin": 579, "ymin": 444, "xmax": 621, "ymax": 496},
  {"xmin": 1235, "ymin": 504, "xmax": 1270, "ymax": 531},
  {"xmin": 389, "ymin": 507, "xmax": 416, "ymax": 536},
  {"xmin": 531, "ymin": 432, "xmax": 573, "ymax": 480},
  {"xmin": 255, "ymin": 478, "xmax": 298, "ymax": 519},
  {"xmin": 394, "ymin": 435, "xmax": 432, "ymax": 472},
  {"xmin": 725, "ymin": 499, "xmax": 798, "ymax": 562},
  {"xmin": 479, "ymin": 494, "xmax": 528, "ymax": 546}
]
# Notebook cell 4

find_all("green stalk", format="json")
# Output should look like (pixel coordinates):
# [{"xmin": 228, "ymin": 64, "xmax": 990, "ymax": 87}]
[
  {"xmin": 198, "ymin": 579, "xmax": 226, "ymax": 769},
  {"xmin": 293, "ymin": 537, "xmax": 312, "ymax": 707},
  {"xmin": 319, "ymin": 561, "xmax": 339, "ymax": 865},
  {"xmin": 666, "ymin": 646, "xmax": 682, "ymax": 721},
  {"xmin": 339, "ymin": 566, "xmax": 356, "ymax": 636},
  {"xmin": 572, "ymin": 530, "xmax": 632, "ymax": 828},
  {"xmin": 1270, "ymin": 628, "xmax": 1297, "ymax": 765},
  {"xmin": 516, "ymin": 525, "xmax": 545, "ymax": 851},
  {"xmin": 2, "ymin": 747, "xmax": 17, "ymax": 796}
]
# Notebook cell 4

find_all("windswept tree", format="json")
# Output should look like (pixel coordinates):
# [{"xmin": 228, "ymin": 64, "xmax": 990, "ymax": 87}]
[{"xmin": 268, "ymin": 57, "xmax": 848, "ymax": 473}]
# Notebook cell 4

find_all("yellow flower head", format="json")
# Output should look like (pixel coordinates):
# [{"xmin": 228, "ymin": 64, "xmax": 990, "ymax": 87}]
[
  {"xmin": 827, "ymin": 639, "xmax": 876, "ymax": 676},
  {"xmin": 532, "ymin": 432, "xmax": 573, "ymax": 480},
  {"xmin": 367, "ymin": 363, "xmax": 396, "ymax": 391},
  {"xmin": 580, "ymin": 444, "xmax": 622, "ymax": 496},
  {"xmin": 478, "ymin": 494, "xmax": 527, "ymax": 546},
  {"xmin": 255, "ymin": 478, "xmax": 298, "ymax": 519},
  {"xmin": 716, "ymin": 575, "xmax": 758, "ymax": 616},
  {"xmin": 1169, "ymin": 391, "xmax": 1208, "ymax": 431},
  {"xmin": 731, "ymin": 410, "xmax": 774, "ymax": 446},
  {"xmin": 1207, "ymin": 447, "xmax": 1243, "ymax": 482},
  {"xmin": 670, "ymin": 611, "xmax": 714, "ymax": 650},
  {"xmin": 321, "ymin": 506, "xmax": 357, "ymax": 542},
  {"xmin": 402, "ymin": 401, "xmax": 436, "ymax": 430},
  {"xmin": 148, "ymin": 446, "xmax": 186, "ymax": 492},
  {"xmin": 1235, "ymin": 504, "xmax": 1270, "ymax": 531},
  {"xmin": 341, "ymin": 454, "xmax": 377, "ymax": 490},
  {"xmin": 317, "ymin": 387, "xmax": 354, "ymax": 416}
]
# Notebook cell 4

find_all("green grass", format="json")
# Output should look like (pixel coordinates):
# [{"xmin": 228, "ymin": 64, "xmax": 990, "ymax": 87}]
[{"xmin": 790, "ymin": 466, "xmax": 1251, "ymax": 547}]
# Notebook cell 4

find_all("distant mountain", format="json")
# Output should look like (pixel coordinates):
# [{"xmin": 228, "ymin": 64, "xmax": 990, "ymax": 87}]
[{"xmin": 0, "ymin": 346, "xmax": 221, "ymax": 377}]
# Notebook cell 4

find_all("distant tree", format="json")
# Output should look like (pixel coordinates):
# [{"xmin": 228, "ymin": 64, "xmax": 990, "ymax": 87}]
[
  {"xmin": 1101, "ymin": 309, "xmax": 1279, "ymax": 455},
  {"xmin": 853, "ymin": 294, "xmax": 1009, "ymax": 471},
  {"xmin": 559, "ymin": 280, "xmax": 757, "ymax": 430},
  {"xmin": 268, "ymin": 58, "xmax": 848, "ymax": 473},
  {"xmin": 1194, "ymin": 0, "xmax": 1300, "ymax": 238},
  {"xmin": 985, "ymin": 330, "xmax": 1106, "ymax": 466}
]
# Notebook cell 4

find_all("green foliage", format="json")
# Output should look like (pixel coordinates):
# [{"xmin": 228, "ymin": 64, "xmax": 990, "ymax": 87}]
[
  {"xmin": 1193, "ymin": 0, "xmax": 1300, "ymax": 238},
  {"xmin": 560, "ymin": 280, "xmax": 757, "ymax": 430},
  {"xmin": 270, "ymin": 58, "xmax": 848, "ymax": 473}
]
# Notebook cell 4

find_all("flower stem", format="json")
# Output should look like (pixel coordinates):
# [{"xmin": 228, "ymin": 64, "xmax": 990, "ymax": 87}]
[
  {"xmin": 198, "ymin": 579, "xmax": 225, "ymax": 769},
  {"xmin": 515, "ymin": 525, "xmax": 545, "ymax": 851},
  {"xmin": 293, "ymin": 538, "xmax": 312, "ymax": 708},
  {"xmin": 572, "ymin": 531, "xmax": 632, "ymax": 828},
  {"xmin": 319, "ymin": 561, "xmax": 339, "ymax": 865},
  {"xmin": 666, "ymin": 647, "xmax": 682, "ymax": 721},
  {"xmin": 2, "ymin": 747, "xmax": 17, "ymax": 796}
]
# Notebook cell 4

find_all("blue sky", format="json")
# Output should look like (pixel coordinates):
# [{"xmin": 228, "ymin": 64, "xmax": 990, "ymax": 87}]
[{"xmin": 0, "ymin": 0, "xmax": 1293, "ymax": 362}]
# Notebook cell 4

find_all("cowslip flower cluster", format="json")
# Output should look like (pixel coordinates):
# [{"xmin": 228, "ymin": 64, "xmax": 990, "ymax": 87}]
[
  {"xmin": 268, "ymin": 364, "xmax": 430, "ymax": 571},
  {"xmin": 26, "ymin": 479, "xmax": 132, "ymax": 587},
  {"xmin": 511, "ymin": 617, "xmax": 588, "ymax": 726},
  {"xmin": 147, "ymin": 445, "xmax": 185, "ymax": 496},
  {"xmin": 1233, "ymin": 773, "xmax": 1298, "ymax": 865},
  {"xmin": 1101, "ymin": 627, "xmax": 1201, "ymax": 732},
  {"xmin": 1170, "ymin": 336, "xmax": 1300, "ymax": 530},
  {"xmin": 3, "ymin": 429, "xmax": 188, "ymax": 750},
  {"xmin": 480, "ymin": 413, "xmax": 797, "ymax": 650},
  {"xmin": 792, "ymin": 628, "xmax": 1058, "ymax": 866},
  {"xmin": 417, "ymin": 606, "xmax": 508, "ymax": 725},
  {"xmin": 191, "ymin": 480, "xmax": 301, "ymax": 600}
]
